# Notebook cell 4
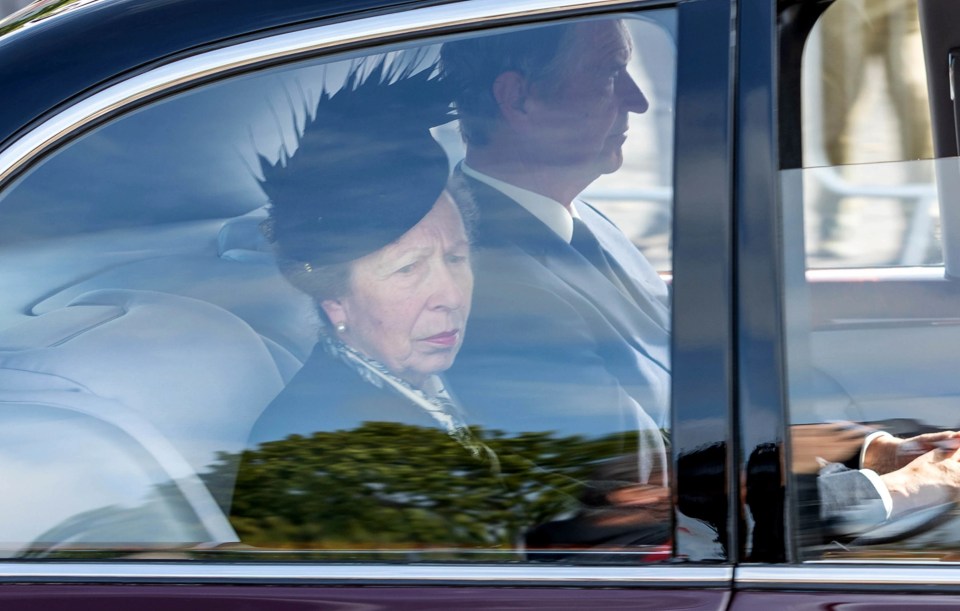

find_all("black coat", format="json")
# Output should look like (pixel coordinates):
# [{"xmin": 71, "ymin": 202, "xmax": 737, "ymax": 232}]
[{"xmin": 246, "ymin": 343, "xmax": 448, "ymax": 446}]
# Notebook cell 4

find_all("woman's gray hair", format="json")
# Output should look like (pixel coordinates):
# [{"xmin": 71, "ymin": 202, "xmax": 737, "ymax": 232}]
[{"xmin": 276, "ymin": 256, "xmax": 351, "ymax": 306}]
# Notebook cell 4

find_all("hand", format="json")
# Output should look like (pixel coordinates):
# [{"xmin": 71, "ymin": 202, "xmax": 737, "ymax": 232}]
[
  {"xmin": 864, "ymin": 431, "xmax": 960, "ymax": 475},
  {"xmin": 599, "ymin": 485, "xmax": 671, "ymax": 525},
  {"xmin": 790, "ymin": 423, "xmax": 869, "ymax": 474},
  {"xmin": 880, "ymin": 447, "xmax": 960, "ymax": 517}
]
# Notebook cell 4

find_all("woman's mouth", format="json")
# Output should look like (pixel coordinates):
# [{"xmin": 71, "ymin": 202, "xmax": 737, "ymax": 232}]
[{"xmin": 421, "ymin": 330, "xmax": 460, "ymax": 347}]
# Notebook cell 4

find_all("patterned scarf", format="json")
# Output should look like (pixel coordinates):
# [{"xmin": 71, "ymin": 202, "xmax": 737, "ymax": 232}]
[{"xmin": 322, "ymin": 335, "xmax": 500, "ymax": 473}]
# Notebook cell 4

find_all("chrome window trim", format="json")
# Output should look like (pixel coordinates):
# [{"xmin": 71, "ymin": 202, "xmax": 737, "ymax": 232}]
[
  {"xmin": 736, "ymin": 565, "xmax": 960, "ymax": 589},
  {"xmin": 0, "ymin": 563, "xmax": 732, "ymax": 586},
  {"xmin": 0, "ymin": 0, "xmax": 664, "ymax": 187}
]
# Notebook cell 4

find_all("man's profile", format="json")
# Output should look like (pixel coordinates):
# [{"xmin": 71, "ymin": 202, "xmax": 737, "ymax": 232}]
[{"xmin": 442, "ymin": 18, "xmax": 670, "ymax": 490}]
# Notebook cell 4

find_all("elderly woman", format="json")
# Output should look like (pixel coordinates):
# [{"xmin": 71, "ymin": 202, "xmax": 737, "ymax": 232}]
[
  {"xmin": 241, "ymin": 63, "xmax": 488, "ymax": 461},
  {"xmin": 229, "ymin": 64, "xmax": 507, "ymax": 548}
]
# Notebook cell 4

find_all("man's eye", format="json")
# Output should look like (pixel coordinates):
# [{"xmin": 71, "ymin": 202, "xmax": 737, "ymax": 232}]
[
  {"xmin": 447, "ymin": 254, "xmax": 469, "ymax": 265},
  {"xmin": 396, "ymin": 262, "xmax": 418, "ymax": 274}
]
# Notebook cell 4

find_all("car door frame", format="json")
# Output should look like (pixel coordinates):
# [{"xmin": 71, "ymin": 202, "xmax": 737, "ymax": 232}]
[
  {"xmin": 734, "ymin": 0, "xmax": 960, "ymax": 601},
  {"xmin": 0, "ymin": 0, "xmax": 736, "ymax": 604}
]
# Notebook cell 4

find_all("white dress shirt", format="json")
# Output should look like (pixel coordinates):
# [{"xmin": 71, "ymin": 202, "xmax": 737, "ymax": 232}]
[{"xmin": 461, "ymin": 162, "xmax": 580, "ymax": 243}]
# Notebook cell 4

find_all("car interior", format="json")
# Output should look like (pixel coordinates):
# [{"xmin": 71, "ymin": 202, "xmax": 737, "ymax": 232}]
[
  {"xmin": 778, "ymin": 0, "xmax": 960, "ymax": 556},
  {"xmin": 0, "ymin": 71, "xmax": 323, "ymax": 554}
]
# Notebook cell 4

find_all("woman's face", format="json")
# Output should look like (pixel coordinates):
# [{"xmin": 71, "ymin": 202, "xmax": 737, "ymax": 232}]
[{"xmin": 321, "ymin": 194, "xmax": 473, "ymax": 387}]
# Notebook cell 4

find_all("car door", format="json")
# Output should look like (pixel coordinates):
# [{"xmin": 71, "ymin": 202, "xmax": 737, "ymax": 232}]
[
  {"xmin": 732, "ymin": 0, "xmax": 960, "ymax": 605},
  {"xmin": 0, "ymin": 0, "xmax": 735, "ymax": 607}
]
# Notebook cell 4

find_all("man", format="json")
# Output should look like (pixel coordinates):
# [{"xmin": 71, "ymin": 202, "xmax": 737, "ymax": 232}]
[
  {"xmin": 442, "ymin": 19, "xmax": 670, "ymax": 490},
  {"xmin": 441, "ymin": 17, "xmax": 960, "ymax": 545}
]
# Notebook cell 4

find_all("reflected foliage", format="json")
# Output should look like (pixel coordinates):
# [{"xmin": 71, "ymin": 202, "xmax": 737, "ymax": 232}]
[
  {"xmin": 214, "ymin": 422, "xmax": 646, "ymax": 550},
  {"xmin": 0, "ymin": 0, "xmax": 78, "ymax": 37}
]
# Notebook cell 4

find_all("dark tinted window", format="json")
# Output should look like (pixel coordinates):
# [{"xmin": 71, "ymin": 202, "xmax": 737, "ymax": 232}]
[{"xmin": 0, "ymin": 12, "xmax": 680, "ymax": 563}]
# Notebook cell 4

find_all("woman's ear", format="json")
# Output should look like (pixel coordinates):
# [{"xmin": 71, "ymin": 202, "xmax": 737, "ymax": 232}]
[
  {"xmin": 492, "ymin": 71, "xmax": 529, "ymax": 126},
  {"xmin": 320, "ymin": 298, "xmax": 347, "ymax": 329}
]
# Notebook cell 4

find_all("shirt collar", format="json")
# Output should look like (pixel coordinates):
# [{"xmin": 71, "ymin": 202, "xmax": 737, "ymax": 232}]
[{"xmin": 461, "ymin": 162, "xmax": 579, "ymax": 243}]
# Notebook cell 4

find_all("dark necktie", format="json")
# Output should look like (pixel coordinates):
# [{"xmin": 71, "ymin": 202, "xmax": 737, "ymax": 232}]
[
  {"xmin": 570, "ymin": 218, "xmax": 634, "ymax": 301},
  {"xmin": 571, "ymin": 222, "xmax": 669, "ymax": 489}
]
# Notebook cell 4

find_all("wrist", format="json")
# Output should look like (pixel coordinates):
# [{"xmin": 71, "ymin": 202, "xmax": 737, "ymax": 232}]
[{"xmin": 862, "ymin": 431, "xmax": 896, "ymax": 473}]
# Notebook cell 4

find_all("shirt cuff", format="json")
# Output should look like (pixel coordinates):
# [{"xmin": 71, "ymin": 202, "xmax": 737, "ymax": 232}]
[
  {"xmin": 859, "ymin": 468, "xmax": 893, "ymax": 519},
  {"xmin": 860, "ymin": 430, "xmax": 893, "ymax": 469}
]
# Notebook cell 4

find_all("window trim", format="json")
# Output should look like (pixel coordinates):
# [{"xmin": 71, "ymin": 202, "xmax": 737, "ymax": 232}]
[
  {"xmin": 0, "ymin": 0, "xmax": 735, "ymax": 586},
  {"xmin": 0, "ymin": 563, "xmax": 732, "ymax": 586},
  {"xmin": 736, "ymin": 565, "xmax": 960, "ymax": 591},
  {"xmin": 0, "ymin": 0, "xmax": 671, "ymax": 189}
]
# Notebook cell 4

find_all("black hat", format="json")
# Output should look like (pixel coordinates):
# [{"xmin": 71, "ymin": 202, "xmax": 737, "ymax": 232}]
[{"xmin": 258, "ymin": 59, "xmax": 452, "ymax": 267}]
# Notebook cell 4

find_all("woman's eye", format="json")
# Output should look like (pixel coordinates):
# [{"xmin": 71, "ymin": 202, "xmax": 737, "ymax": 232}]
[{"xmin": 393, "ymin": 260, "xmax": 421, "ymax": 276}]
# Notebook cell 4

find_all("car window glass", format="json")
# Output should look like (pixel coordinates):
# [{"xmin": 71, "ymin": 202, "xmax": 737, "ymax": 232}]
[
  {"xmin": 0, "ymin": 12, "xmax": 681, "ymax": 562},
  {"xmin": 799, "ymin": 0, "xmax": 939, "ymax": 269},
  {"xmin": 782, "ymin": 0, "xmax": 960, "ymax": 560}
]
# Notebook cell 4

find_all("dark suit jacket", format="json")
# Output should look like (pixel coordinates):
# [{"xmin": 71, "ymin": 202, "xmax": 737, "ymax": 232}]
[{"xmin": 447, "ymin": 168, "xmax": 671, "ymax": 444}]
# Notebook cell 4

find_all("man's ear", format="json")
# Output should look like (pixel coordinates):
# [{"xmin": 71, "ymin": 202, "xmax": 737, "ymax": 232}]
[
  {"xmin": 320, "ymin": 298, "xmax": 347, "ymax": 329},
  {"xmin": 492, "ymin": 71, "xmax": 530, "ymax": 126}
]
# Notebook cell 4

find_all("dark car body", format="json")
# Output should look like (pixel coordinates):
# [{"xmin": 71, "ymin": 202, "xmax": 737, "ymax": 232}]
[{"xmin": 2, "ymin": 0, "xmax": 960, "ymax": 607}]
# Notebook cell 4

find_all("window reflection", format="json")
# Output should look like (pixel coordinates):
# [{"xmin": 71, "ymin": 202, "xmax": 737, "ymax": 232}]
[
  {"xmin": 0, "ymin": 13, "xmax": 680, "ymax": 561},
  {"xmin": 784, "ymin": 0, "xmax": 960, "ymax": 559},
  {"xmin": 801, "ymin": 0, "xmax": 939, "ymax": 268}
]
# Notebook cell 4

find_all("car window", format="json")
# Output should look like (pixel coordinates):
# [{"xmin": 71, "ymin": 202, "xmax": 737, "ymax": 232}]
[
  {"xmin": 780, "ymin": 0, "xmax": 960, "ymax": 560},
  {"xmin": 0, "ymin": 12, "xmax": 681, "ymax": 563},
  {"xmin": 797, "ymin": 0, "xmax": 939, "ymax": 269}
]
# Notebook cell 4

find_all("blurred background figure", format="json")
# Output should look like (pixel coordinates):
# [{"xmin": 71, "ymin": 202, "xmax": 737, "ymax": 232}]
[
  {"xmin": 811, "ymin": 0, "xmax": 934, "ymax": 259},
  {"xmin": 820, "ymin": 0, "xmax": 930, "ymax": 168}
]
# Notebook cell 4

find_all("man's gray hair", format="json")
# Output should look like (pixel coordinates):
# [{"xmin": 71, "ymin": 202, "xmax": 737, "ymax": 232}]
[{"xmin": 440, "ymin": 22, "xmax": 579, "ymax": 147}]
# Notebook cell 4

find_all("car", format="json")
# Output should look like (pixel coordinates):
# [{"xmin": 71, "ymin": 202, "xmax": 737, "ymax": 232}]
[{"xmin": 2, "ymin": 0, "xmax": 960, "ymax": 607}]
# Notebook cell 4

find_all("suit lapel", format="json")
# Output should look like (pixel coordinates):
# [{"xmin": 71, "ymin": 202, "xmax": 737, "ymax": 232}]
[
  {"xmin": 451, "ymin": 169, "xmax": 670, "ymax": 371},
  {"xmin": 577, "ymin": 203, "xmax": 671, "ymax": 330}
]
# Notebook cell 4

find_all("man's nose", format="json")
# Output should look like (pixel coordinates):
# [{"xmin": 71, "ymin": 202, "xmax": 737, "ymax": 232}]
[{"xmin": 617, "ymin": 71, "xmax": 648, "ymax": 114}]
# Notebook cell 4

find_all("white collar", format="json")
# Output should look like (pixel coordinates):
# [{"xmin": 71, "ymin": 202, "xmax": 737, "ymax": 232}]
[{"xmin": 461, "ymin": 162, "xmax": 579, "ymax": 243}]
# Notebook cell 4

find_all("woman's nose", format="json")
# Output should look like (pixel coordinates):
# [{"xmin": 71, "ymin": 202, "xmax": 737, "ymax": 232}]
[
  {"xmin": 429, "ymin": 263, "xmax": 468, "ymax": 310},
  {"xmin": 617, "ymin": 71, "xmax": 648, "ymax": 114}
]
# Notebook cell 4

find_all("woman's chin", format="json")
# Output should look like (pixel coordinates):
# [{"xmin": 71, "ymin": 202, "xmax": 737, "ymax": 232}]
[{"xmin": 407, "ymin": 353, "xmax": 460, "ymax": 382}]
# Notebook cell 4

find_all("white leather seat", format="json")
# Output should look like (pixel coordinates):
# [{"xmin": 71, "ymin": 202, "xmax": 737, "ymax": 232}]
[
  {"xmin": 0, "ymin": 289, "xmax": 286, "ymax": 477},
  {"xmin": 26, "ymin": 210, "xmax": 318, "ymax": 377},
  {"xmin": 0, "ymin": 385, "xmax": 237, "ymax": 553}
]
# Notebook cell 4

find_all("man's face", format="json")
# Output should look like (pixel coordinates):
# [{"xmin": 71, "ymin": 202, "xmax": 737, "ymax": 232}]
[{"xmin": 523, "ymin": 20, "xmax": 648, "ymax": 180}]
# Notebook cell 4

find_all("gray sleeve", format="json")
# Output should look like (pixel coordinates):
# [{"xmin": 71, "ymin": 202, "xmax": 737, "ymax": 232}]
[{"xmin": 817, "ymin": 464, "xmax": 888, "ymax": 536}]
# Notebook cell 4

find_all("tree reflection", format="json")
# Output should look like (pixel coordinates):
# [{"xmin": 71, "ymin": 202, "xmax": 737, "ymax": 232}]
[{"xmin": 215, "ymin": 422, "xmax": 662, "ymax": 552}]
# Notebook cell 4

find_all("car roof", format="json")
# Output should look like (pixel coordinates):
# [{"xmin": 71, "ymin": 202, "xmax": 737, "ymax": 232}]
[{"xmin": 0, "ymin": 0, "xmax": 453, "ymax": 148}]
